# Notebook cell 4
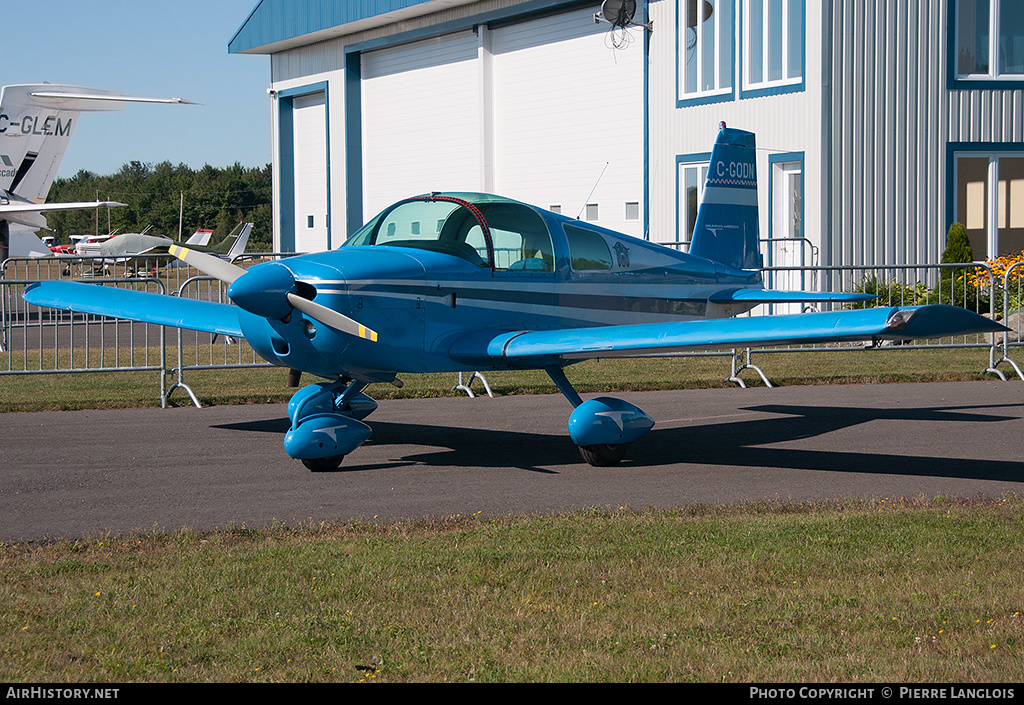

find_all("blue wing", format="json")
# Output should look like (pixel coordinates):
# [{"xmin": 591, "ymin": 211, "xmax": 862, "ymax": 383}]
[
  {"xmin": 23, "ymin": 281, "xmax": 243, "ymax": 338},
  {"xmin": 449, "ymin": 305, "xmax": 1008, "ymax": 367}
]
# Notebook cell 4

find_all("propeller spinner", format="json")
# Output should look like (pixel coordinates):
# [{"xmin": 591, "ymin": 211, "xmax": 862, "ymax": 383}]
[{"xmin": 168, "ymin": 244, "xmax": 378, "ymax": 342}]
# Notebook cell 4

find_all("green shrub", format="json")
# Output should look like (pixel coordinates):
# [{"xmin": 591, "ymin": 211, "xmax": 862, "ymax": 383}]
[
  {"xmin": 941, "ymin": 222, "xmax": 974, "ymax": 264},
  {"xmin": 934, "ymin": 222, "xmax": 980, "ymax": 309},
  {"xmin": 848, "ymin": 275, "xmax": 929, "ymax": 309}
]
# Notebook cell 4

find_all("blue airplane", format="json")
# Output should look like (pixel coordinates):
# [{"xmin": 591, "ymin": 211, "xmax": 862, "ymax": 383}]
[{"xmin": 23, "ymin": 126, "xmax": 1006, "ymax": 470}]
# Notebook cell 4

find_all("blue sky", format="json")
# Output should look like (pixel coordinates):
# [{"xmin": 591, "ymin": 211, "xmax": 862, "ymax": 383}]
[{"xmin": 5, "ymin": 1, "xmax": 270, "ymax": 178}]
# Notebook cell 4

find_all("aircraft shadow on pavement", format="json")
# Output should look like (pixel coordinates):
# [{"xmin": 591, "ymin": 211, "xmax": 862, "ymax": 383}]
[
  {"xmin": 212, "ymin": 399, "xmax": 1024, "ymax": 481},
  {"xmin": 630, "ymin": 401, "xmax": 1024, "ymax": 483}
]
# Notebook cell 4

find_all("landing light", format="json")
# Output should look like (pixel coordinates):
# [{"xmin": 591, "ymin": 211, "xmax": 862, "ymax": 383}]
[{"xmin": 885, "ymin": 309, "xmax": 914, "ymax": 330}]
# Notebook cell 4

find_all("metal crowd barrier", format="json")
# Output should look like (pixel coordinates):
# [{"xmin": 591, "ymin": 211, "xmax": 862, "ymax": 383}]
[
  {"xmin": 989, "ymin": 259, "xmax": 1024, "ymax": 381},
  {"xmin": 2, "ymin": 255, "xmax": 1022, "ymax": 407},
  {"xmin": 1, "ymin": 253, "xmax": 287, "ymax": 407},
  {"xmin": 738, "ymin": 261, "xmax": 1022, "ymax": 383},
  {"xmin": 165, "ymin": 275, "xmax": 277, "ymax": 407}
]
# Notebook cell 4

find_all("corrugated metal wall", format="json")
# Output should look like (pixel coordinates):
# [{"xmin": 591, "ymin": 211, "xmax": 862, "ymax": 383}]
[
  {"xmin": 827, "ymin": 0, "xmax": 1024, "ymax": 267},
  {"xmin": 827, "ymin": 0, "xmax": 945, "ymax": 267}
]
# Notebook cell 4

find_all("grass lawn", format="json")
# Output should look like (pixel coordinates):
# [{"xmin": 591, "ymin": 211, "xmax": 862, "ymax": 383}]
[{"xmin": 1, "ymin": 345, "xmax": 1021, "ymax": 682}]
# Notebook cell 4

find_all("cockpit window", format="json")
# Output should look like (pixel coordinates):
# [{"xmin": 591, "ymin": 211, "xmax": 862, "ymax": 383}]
[
  {"xmin": 342, "ymin": 196, "xmax": 555, "ymax": 272},
  {"xmin": 343, "ymin": 198, "xmax": 489, "ymax": 266},
  {"xmin": 474, "ymin": 203, "xmax": 554, "ymax": 272},
  {"xmin": 564, "ymin": 224, "xmax": 613, "ymax": 270}
]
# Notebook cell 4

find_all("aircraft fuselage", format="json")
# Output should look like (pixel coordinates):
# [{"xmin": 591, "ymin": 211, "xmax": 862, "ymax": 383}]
[{"xmin": 239, "ymin": 210, "xmax": 761, "ymax": 382}]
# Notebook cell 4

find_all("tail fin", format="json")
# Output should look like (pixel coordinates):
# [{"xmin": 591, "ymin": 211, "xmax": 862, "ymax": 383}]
[
  {"xmin": 209, "ymin": 222, "xmax": 253, "ymax": 260},
  {"xmin": 227, "ymin": 223, "xmax": 252, "ymax": 260},
  {"xmin": 688, "ymin": 126, "xmax": 762, "ymax": 270},
  {"xmin": 0, "ymin": 84, "xmax": 193, "ymax": 202}
]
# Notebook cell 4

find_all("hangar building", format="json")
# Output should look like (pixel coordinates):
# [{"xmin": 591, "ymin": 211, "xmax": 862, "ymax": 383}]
[{"xmin": 230, "ymin": 0, "xmax": 1024, "ymax": 268}]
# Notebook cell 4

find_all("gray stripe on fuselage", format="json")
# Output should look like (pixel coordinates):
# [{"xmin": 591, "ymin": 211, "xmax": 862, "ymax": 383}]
[{"xmin": 313, "ymin": 279, "xmax": 709, "ymax": 318}]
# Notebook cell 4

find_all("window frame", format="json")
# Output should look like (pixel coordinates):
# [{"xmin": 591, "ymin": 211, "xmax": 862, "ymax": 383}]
[
  {"xmin": 739, "ymin": 0, "xmax": 806, "ymax": 99},
  {"xmin": 675, "ymin": 153, "xmax": 712, "ymax": 251},
  {"xmin": 949, "ymin": 0, "xmax": 1024, "ymax": 88},
  {"xmin": 677, "ymin": 0, "xmax": 737, "ymax": 106},
  {"xmin": 947, "ymin": 142, "xmax": 1024, "ymax": 260}
]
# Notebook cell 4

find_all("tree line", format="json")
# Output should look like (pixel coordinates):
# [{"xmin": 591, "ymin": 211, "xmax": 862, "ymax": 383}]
[{"xmin": 45, "ymin": 161, "xmax": 273, "ymax": 251}]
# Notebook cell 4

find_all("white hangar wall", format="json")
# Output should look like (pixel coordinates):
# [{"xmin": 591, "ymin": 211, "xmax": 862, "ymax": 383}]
[
  {"xmin": 645, "ymin": 0, "xmax": 824, "ymax": 280},
  {"xmin": 255, "ymin": 0, "xmax": 1024, "ymax": 264},
  {"xmin": 266, "ymin": 1, "xmax": 644, "ymax": 253},
  {"xmin": 360, "ymin": 30, "xmax": 483, "ymax": 214}
]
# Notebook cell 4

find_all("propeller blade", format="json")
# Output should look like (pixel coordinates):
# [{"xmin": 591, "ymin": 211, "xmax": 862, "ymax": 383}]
[
  {"xmin": 168, "ymin": 244, "xmax": 246, "ymax": 284},
  {"xmin": 286, "ymin": 292, "xmax": 379, "ymax": 342},
  {"xmin": 171, "ymin": 246, "xmax": 380, "ymax": 343}
]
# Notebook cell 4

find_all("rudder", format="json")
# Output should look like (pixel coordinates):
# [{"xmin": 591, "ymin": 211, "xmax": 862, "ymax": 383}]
[{"xmin": 688, "ymin": 126, "xmax": 762, "ymax": 271}]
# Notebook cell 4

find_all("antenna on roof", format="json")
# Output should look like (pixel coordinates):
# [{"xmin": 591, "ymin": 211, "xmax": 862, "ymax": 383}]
[{"xmin": 577, "ymin": 162, "xmax": 610, "ymax": 221}]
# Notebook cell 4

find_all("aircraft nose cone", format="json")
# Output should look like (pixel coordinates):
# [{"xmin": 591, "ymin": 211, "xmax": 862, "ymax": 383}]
[{"xmin": 227, "ymin": 262, "xmax": 296, "ymax": 320}]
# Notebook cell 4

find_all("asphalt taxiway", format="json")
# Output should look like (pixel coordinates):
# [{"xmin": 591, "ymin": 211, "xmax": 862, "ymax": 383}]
[{"xmin": 1, "ymin": 380, "xmax": 1021, "ymax": 542}]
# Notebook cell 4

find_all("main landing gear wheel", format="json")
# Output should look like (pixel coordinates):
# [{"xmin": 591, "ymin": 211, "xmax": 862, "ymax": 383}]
[
  {"xmin": 578, "ymin": 443, "xmax": 628, "ymax": 467},
  {"xmin": 301, "ymin": 455, "xmax": 345, "ymax": 472}
]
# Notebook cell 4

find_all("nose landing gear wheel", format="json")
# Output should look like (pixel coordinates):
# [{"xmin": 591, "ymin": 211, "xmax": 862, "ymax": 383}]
[
  {"xmin": 578, "ymin": 443, "xmax": 628, "ymax": 467},
  {"xmin": 302, "ymin": 455, "xmax": 345, "ymax": 472}
]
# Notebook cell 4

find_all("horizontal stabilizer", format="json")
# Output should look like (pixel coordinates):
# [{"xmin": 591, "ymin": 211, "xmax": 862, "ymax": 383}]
[
  {"xmin": 449, "ymin": 305, "xmax": 1008, "ymax": 366},
  {"xmin": 0, "ymin": 199, "xmax": 126, "ymax": 214},
  {"xmin": 708, "ymin": 288, "xmax": 876, "ymax": 304},
  {"xmin": 0, "ymin": 199, "xmax": 126, "ymax": 229},
  {"xmin": 23, "ymin": 281, "xmax": 243, "ymax": 338}
]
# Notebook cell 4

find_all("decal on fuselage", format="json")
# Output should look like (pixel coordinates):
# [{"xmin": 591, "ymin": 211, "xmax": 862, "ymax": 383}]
[{"xmin": 613, "ymin": 242, "xmax": 630, "ymax": 268}]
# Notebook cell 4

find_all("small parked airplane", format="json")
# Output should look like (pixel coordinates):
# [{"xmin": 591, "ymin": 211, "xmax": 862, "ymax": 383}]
[
  {"xmin": 90, "ymin": 221, "xmax": 253, "ymax": 263},
  {"xmin": 0, "ymin": 83, "xmax": 192, "ymax": 260},
  {"xmin": 23, "ymin": 126, "xmax": 1007, "ymax": 470}
]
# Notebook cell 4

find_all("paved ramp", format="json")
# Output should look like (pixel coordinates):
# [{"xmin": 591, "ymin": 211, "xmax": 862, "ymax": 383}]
[{"xmin": 1, "ymin": 381, "xmax": 1021, "ymax": 542}]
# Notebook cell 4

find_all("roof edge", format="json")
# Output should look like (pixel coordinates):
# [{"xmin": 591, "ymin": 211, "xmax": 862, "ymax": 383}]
[{"xmin": 228, "ymin": 0, "xmax": 485, "ymax": 55}]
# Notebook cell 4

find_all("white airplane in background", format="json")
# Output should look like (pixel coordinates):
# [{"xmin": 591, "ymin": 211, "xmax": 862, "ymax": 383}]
[
  {"xmin": 83, "ymin": 221, "xmax": 253, "ymax": 265},
  {"xmin": 0, "ymin": 83, "xmax": 192, "ymax": 260}
]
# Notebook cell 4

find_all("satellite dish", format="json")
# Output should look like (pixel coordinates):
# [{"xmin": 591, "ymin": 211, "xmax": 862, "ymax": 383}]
[
  {"xmin": 686, "ymin": 0, "xmax": 714, "ymax": 28},
  {"xmin": 600, "ymin": 0, "xmax": 637, "ymax": 28}
]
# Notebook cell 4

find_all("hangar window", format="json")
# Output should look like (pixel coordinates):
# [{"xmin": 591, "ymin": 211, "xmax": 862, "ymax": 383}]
[
  {"xmin": 679, "ymin": 0, "xmax": 734, "ymax": 102},
  {"xmin": 565, "ymin": 225, "xmax": 613, "ymax": 271},
  {"xmin": 955, "ymin": 0, "xmax": 1024, "ymax": 80},
  {"xmin": 954, "ymin": 151, "xmax": 1024, "ymax": 259},
  {"xmin": 743, "ymin": 0, "xmax": 804, "ymax": 93},
  {"xmin": 678, "ymin": 158, "xmax": 710, "ymax": 249}
]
